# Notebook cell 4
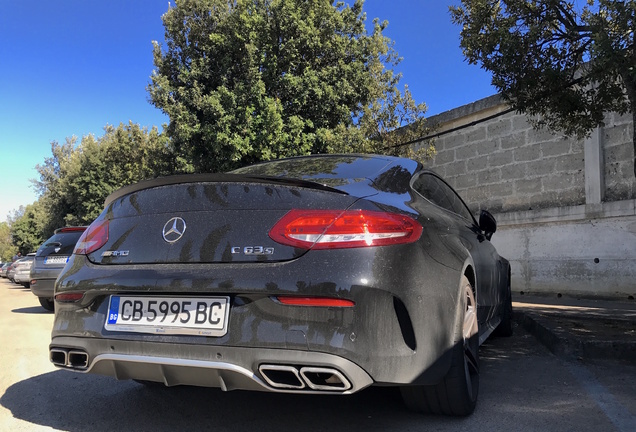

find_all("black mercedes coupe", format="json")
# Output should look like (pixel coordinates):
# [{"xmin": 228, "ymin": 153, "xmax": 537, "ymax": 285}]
[{"xmin": 50, "ymin": 154, "xmax": 512, "ymax": 416}]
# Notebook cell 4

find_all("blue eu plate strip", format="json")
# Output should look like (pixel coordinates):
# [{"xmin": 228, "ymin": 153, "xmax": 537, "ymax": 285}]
[{"xmin": 107, "ymin": 296, "xmax": 120, "ymax": 324}]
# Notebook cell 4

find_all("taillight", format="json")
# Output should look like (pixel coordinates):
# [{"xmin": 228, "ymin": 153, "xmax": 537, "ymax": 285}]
[
  {"xmin": 269, "ymin": 209, "xmax": 422, "ymax": 249},
  {"xmin": 74, "ymin": 220, "xmax": 109, "ymax": 255}
]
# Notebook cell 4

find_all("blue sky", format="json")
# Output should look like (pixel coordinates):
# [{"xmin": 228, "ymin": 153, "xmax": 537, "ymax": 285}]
[{"xmin": 0, "ymin": 0, "xmax": 496, "ymax": 223}]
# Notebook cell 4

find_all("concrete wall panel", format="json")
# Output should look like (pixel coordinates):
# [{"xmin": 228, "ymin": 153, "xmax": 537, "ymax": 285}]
[{"xmin": 420, "ymin": 95, "xmax": 635, "ymax": 299}]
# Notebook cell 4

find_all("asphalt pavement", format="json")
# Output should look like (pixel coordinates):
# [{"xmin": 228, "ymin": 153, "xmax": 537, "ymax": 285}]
[
  {"xmin": 513, "ymin": 294, "xmax": 636, "ymax": 361},
  {"xmin": 2, "ymin": 277, "xmax": 636, "ymax": 431}
]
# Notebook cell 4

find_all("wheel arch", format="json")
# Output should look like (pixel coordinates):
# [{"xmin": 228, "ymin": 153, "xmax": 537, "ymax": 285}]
[{"xmin": 462, "ymin": 264, "xmax": 476, "ymax": 295}]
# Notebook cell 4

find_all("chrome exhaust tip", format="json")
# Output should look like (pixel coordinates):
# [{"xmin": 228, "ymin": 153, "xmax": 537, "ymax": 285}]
[
  {"xmin": 300, "ymin": 367, "xmax": 351, "ymax": 391},
  {"xmin": 50, "ymin": 348, "xmax": 68, "ymax": 367},
  {"xmin": 68, "ymin": 351, "xmax": 89, "ymax": 369},
  {"xmin": 259, "ymin": 365, "xmax": 305, "ymax": 389}
]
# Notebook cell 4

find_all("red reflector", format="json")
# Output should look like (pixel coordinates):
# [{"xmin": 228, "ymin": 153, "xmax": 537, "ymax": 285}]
[
  {"xmin": 275, "ymin": 296, "xmax": 355, "ymax": 307},
  {"xmin": 55, "ymin": 293, "xmax": 84, "ymax": 302},
  {"xmin": 74, "ymin": 220, "xmax": 109, "ymax": 255},
  {"xmin": 269, "ymin": 209, "xmax": 422, "ymax": 249}
]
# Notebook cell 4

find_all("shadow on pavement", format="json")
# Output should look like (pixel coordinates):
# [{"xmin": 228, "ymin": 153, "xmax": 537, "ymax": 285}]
[
  {"xmin": 11, "ymin": 306, "xmax": 50, "ymax": 314},
  {"xmin": 5, "ymin": 285, "xmax": 30, "ymax": 291},
  {"xmin": 2, "ymin": 332, "xmax": 629, "ymax": 431},
  {"xmin": 513, "ymin": 298, "xmax": 636, "ymax": 361},
  {"xmin": 0, "ymin": 370, "xmax": 425, "ymax": 432}
]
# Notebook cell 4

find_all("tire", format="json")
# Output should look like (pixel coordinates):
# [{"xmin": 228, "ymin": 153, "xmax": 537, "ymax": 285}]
[
  {"xmin": 401, "ymin": 275, "xmax": 479, "ymax": 416},
  {"xmin": 39, "ymin": 297, "xmax": 55, "ymax": 312},
  {"xmin": 493, "ymin": 275, "xmax": 513, "ymax": 337}
]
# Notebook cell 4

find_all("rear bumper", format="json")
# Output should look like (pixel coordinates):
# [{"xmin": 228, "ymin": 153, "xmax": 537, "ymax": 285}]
[
  {"xmin": 31, "ymin": 266, "xmax": 62, "ymax": 298},
  {"xmin": 53, "ymin": 247, "xmax": 465, "ymax": 388},
  {"xmin": 14, "ymin": 271, "xmax": 31, "ymax": 283},
  {"xmin": 30, "ymin": 278, "xmax": 55, "ymax": 298},
  {"xmin": 50, "ymin": 336, "xmax": 373, "ymax": 394}
]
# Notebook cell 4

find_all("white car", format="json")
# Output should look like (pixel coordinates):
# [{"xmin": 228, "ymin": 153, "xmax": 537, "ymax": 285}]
[{"xmin": 13, "ymin": 253, "xmax": 36, "ymax": 287}]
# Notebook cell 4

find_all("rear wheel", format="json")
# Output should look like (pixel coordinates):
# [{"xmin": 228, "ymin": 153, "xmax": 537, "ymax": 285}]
[
  {"xmin": 401, "ymin": 275, "xmax": 479, "ymax": 416},
  {"xmin": 39, "ymin": 297, "xmax": 54, "ymax": 312}
]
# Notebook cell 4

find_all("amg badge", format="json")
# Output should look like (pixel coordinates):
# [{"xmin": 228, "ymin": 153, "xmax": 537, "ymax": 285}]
[{"xmin": 102, "ymin": 250, "xmax": 129, "ymax": 257}]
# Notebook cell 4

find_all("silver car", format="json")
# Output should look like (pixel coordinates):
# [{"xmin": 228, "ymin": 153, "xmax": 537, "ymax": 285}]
[
  {"xmin": 0, "ymin": 262, "xmax": 11, "ymax": 278},
  {"xmin": 13, "ymin": 253, "xmax": 36, "ymax": 287}
]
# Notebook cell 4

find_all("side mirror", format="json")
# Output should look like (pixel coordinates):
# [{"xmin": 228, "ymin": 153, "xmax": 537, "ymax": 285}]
[{"xmin": 479, "ymin": 210, "xmax": 497, "ymax": 241}]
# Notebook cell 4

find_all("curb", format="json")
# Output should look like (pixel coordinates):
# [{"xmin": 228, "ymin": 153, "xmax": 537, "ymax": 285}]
[{"xmin": 513, "ymin": 309, "xmax": 636, "ymax": 361}]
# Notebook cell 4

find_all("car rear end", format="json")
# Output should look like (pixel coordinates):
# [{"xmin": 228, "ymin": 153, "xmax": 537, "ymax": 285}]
[
  {"xmin": 31, "ymin": 227, "xmax": 87, "ymax": 310},
  {"xmin": 0, "ymin": 263, "xmax": 10, "ymax": 278},
  {"xmin": 14, "ymin": 254, "xmax": 35, "ymax": 286},
  {"xmin": 50, "ymin": 159, "xmax": 460, "ymax": 394},
  {"xmin": 6, "ymin": 260, "xmax": 20, "ymax": 281}
]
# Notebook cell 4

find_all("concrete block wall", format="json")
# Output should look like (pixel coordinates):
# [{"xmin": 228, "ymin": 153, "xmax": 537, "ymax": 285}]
[
  {"xmin": 604, "ymin": 111, "xmax": 636, "ymax": 201},
  {"xmin": 423, "ymin": 109, "xmax": 586, "ymax": 214},
  {"xmin": 416, "ymin": 96, "xmax": 636, "ymax": 300}
]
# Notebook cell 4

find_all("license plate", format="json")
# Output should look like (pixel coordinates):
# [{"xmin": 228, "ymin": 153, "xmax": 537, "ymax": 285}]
[
  {"xmin": 104, "ymin": 295, "xmax": 230, "ymax": 337},
  {"xmin": 44, "ymin": 256, "xmax": 69, "ymax": 265}
]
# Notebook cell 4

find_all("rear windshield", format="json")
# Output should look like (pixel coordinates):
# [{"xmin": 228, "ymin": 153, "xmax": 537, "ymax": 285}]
[
  {"xmin": 44, "ymin": 231, "xmax": 84, "ymax": 248},
  {"xmin": 37, "ymin": 231, "xmax": 85, "ymax": 257}
]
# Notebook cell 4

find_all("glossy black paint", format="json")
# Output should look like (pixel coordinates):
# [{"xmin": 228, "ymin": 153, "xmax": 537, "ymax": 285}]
[{"xmin": 51, "ymin": 154, "xmax": 510, "ymax": 390}]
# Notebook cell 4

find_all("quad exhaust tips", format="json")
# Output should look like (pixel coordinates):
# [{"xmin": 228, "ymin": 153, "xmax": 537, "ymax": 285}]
[
  {"xmin": 50, "ymin": 348, "xmax": 89, "ymax": 369},
  {"xmin": 259, "ymin": 364, "xmax": 351, "ymax": 392}
]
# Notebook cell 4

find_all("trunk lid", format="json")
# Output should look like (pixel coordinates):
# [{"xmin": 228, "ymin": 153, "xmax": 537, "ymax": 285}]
[{"xmin": 88, "ymin": 177, "xmax": 361, "ymax": 265}]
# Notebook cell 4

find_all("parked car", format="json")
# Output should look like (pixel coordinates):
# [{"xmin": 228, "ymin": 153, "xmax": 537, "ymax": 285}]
[
  {"xmin": 12, "ymin": 253, "xmax": 36, "ymax": 286},
  {"xmin": 30, "ymin": 227, "xmax": 87, "ymax": 311},
  {"xmin": 50, "ymin": 154, "xmax": 512, "ymax": 416},
  {"xmin": 0, "ymin": 262, "xmax": 11, "ymax": 278},
  {"xmin": 6, "ymin": 259, "xmax": 23, "ymax": 282}
]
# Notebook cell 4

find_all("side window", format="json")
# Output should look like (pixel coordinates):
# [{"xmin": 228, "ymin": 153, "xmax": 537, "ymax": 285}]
[
  {"xmin": 441, "ymin": 181, "xmax": 474, "ymax": 222},
  {"xmin": 412, "ymin": 174, "xmax": 453, "ymax": 211},
  {"xmin": 413, "ymin": 174, "xmax": 474, "ymax": 222}
]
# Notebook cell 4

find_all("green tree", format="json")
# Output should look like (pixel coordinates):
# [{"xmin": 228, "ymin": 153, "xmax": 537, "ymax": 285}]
[
  {"xmin": 451, "ymin": 0, "xmax": 636, "ymax": 176},
  {"xmin": 35, "ymin": 122, "xmax": 176, "ymax": 236},
  {"xmin": 0, "ymin": 222, "xmax": 17, "ymax": 261},
  {"xmin": 9, "ymin": 202, "xmax": 46, "ymax": 254},
  {"xmin": 148, "ymin": 0, "xmax": 431, "ymax": 173}
]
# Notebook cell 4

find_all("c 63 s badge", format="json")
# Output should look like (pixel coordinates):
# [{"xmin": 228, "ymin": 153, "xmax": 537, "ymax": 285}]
[
  {"xmin": 231, "ymin": 246, "xmax": 274, "ymax": 255},
  {"xmin": 102, "ymin": 250, "xmax": 129, "ymax": 257}
]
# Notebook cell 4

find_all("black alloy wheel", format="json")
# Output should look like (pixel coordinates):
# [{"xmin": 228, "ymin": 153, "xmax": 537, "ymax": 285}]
[{"xmin": 400, "ymin": 275, "xmax": 479, "ymax": 416}]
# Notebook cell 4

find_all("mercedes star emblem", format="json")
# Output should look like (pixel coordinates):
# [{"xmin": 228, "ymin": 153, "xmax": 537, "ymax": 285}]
[{"xmin": 162, "ymin": 217, "xmax": 187, "ymax": 243}]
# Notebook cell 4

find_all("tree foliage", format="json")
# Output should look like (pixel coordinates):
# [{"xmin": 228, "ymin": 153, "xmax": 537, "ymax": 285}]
[
  {"xmin": 9, "ymin": 202, "xmax": 46, "ymax": 254},
  {"xmin": 0, "ymin": 222, "xmax": 17, "ymax": 261},
  {"xmin": 148, "ymin": 0, "xmax": 432, "ymax": 173},
  {"xmin": 33, "ymin": 122, "xmax": 176, "ymax": 237},
  {"xmin": 451, "ymin": 0, "xmax": 636, "ymax": 175}
]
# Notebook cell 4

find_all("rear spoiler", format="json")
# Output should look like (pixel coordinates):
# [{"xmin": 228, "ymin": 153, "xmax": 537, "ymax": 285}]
[{"xmin": 103, "ymin": 173, "xmax": 348, "ymax": 208}]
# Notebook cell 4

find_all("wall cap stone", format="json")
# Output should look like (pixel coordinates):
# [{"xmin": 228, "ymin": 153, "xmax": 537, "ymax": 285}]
[
  {"xmin": 427, "ymin": 94, "xmax": 508, "ymax": 134},
  {"xmin": 494, "ymin": 199, "xmax": 636, "ymax": 227}
]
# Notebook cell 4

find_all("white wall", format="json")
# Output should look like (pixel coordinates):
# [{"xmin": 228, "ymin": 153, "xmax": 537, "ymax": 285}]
[{"xmin": 492, "ymin": 200, "xmax": 636, "ymax": 300}]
